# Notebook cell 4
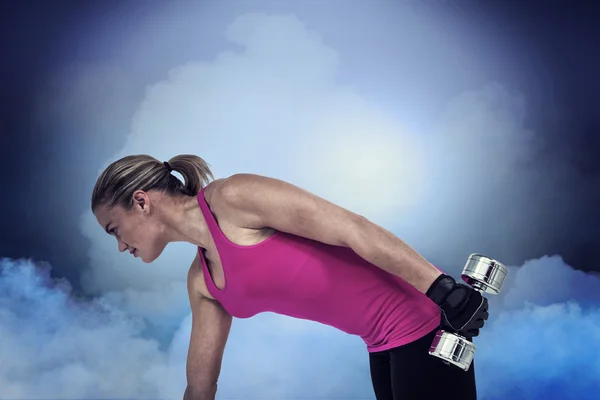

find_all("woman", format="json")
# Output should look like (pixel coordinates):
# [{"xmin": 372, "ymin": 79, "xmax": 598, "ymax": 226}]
[{"xmin": 92, "ymin": 154, "xmax": 488, "ymax": 400}]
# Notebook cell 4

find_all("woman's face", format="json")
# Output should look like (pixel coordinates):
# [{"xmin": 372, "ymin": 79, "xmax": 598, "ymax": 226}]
[{"xmin": 94, "ymin": 191, "xmax": 168, "ymax": 263}]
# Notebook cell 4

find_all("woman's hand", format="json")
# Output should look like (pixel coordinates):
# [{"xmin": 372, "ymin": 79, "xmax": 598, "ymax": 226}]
[{"xmin": 426, "ymin": 274, "xmax": 490, "ymax": 337}]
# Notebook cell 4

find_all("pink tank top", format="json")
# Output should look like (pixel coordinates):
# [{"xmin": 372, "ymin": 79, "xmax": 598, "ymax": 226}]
[{"xmin": 197, "ymin": 188, "xmax": 441, "ymax": 352}]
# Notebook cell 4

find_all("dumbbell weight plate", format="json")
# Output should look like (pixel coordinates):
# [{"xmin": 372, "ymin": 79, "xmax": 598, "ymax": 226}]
[
  {"xmin": 428, "ymin": 330, "xmax": 476, "ymax": 371},
  {"xmin": 461, "ymin": 253, "xmax": 508, "ymax": 294}
]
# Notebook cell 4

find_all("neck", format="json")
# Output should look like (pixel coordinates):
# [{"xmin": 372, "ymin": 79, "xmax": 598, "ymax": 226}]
[{"xmin": 161, "ymin": 195, "xmax": 211, "ymax": 248}]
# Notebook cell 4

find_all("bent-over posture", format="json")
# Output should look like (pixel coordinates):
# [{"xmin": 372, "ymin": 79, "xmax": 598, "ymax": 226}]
[{"xmin": 92, "ymin": 154, "xmax": 489, "ymax": 400}]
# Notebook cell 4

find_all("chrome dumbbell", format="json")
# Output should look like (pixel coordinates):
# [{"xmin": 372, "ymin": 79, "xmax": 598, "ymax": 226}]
[{"xmin": 428, "ymin": 253, "xmax": 508, "ymax": 371}]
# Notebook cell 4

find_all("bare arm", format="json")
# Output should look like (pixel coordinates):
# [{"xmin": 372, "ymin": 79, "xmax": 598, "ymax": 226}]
[
  {"xmin": 214, "ymin": 173, "xmax": 442, "ymax": 294},
  {"xmin": 184, "ymin": 255, "xmax": 232, "ymax": 400}
]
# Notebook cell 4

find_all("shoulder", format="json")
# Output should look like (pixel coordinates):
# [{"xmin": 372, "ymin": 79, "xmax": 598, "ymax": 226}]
[
  {"xmin": 207, "ymin": 173, "xmax": 279, "ymax": 210},
  {"xmin": 186, "ymin": 252, "xmax": 203, "ymax": 295},
  {"xmin": 205, "ymin": 173, "xmax": 286, "ymax": 228},
  {"xmin": 209, "ymin": 173, "xmax": 298, "ymax": 204},
  {"xmin": 186, "ymin": 252, "xmax": 213, "ymax": 300},
  {"xmin": 204, "ymin": 173, "xmax": 251, "ymax": 211},
  {"xmin": 209, "ymin": 173, "xmax": 270, "ymax": 198}
]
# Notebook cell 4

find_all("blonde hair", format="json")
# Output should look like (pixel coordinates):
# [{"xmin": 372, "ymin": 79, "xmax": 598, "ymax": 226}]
[{"xmin": 91, "ymin": 154, "xmax": 213, "ymax": 211}]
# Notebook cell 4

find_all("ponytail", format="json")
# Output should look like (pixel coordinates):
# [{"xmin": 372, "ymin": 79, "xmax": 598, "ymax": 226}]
[
  {"xmin": 167, "ymin": 154, "xmax": 214, "ymax": 196},
  {"xmin": 91, "ymin": 154, "xmax": 214, "ymax": 211}
]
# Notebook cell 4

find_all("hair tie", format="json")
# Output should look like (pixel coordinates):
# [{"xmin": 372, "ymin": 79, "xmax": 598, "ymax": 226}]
[{"xmin": 163, "ymin": 161, "xmax": 173, "ymax": 173}]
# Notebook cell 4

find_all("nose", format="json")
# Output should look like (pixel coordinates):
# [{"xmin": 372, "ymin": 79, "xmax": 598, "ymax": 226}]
[{"xmin": 118, "ymin": 239, "xmax": 128, "ymax": 253}]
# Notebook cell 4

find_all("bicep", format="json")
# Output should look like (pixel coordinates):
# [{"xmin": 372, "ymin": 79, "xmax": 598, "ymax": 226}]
[{"xmin": 186, "ymin": 260, "xmax": 233, "ymax": 393}]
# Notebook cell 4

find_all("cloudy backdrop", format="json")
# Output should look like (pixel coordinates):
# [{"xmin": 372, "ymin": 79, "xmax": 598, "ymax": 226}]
[{"xmin": 1, "ymin": 1, "xmax": 598, "ymax": 399}]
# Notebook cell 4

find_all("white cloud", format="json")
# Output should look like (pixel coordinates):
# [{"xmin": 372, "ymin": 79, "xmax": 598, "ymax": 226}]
[
  {"xmin": 0, "ymin": 258, "xmax": 173, "ymax": 399},
  {"xmin": 3, "ymin": 254, "xmax": 599, "ymax": 399}
]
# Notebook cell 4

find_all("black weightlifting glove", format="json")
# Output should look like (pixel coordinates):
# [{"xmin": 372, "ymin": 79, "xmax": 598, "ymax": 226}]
[{"xmin": 426, "ymin": 274, "xmax": 489, "ymax": 337}]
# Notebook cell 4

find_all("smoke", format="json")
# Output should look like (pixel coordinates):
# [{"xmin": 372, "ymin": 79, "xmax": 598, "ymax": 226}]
[
  {"xmin": 2, "ymin": 255, "xmax": 599, "ymax": 399},
  {"xmin": 476, "ymin": 256, "xmax": 600, "ymax": 400},
  {"xmin": 0, "ymin": 258, "xmax": 175, "ymax": 399}
]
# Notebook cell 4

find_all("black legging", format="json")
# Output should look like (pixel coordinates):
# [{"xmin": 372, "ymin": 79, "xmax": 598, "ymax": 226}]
[{"xmin": 369, "ymin": 326, "xmax": 477, "ymax": 400}]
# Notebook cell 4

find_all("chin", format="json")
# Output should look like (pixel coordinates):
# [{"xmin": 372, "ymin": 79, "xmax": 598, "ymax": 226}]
[
  {"xmin": 140, "ymin": 254, "xmax": 158, "ymax": 263},
  {"xmin": 139, "ymin": 242, "xmax": 168, "ymax": 264},
  {"xmin": 140, "ymin": 249, "xmax": 165, "ymax": 263}
]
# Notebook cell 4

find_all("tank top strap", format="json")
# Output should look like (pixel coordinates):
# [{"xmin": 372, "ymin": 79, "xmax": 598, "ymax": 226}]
[{"xmin": 196, "ymin": 187, "xmax": 230, "ymax": 247}]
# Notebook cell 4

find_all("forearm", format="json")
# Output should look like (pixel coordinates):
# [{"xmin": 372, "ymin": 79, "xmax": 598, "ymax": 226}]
[
  {"xmin": 183, "ymin": 384, "xmax": 217, "ymax": 400},
  {"xmin": 350, "ymin": 217, "xmax": 443, "ymax": 294}
]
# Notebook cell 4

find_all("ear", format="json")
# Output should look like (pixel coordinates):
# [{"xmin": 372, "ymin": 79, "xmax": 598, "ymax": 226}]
[{"xmin": 132, "ymin": 190, "xmax": 151, "ymax": 212}]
